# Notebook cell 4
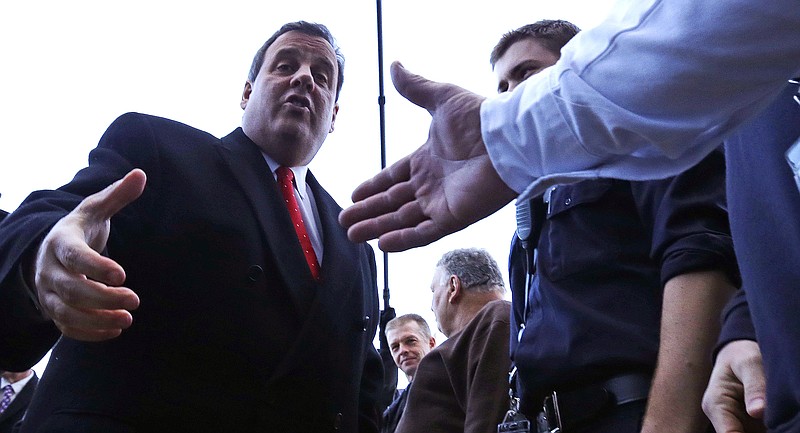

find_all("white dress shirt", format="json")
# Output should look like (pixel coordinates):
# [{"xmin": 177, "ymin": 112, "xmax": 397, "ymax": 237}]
[
  {"xmin": 261, "ymin": 153, "xmax": 324, "ymax": 264},
  {"xmin": 481, "ymin": 0, "xmax": 800, "ymax": 201}
]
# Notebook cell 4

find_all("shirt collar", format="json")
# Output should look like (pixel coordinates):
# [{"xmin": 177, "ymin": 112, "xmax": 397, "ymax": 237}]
[
  {"xmin": 261, "ymin": 152, "xmax": 310, "ymax": 200},
  {"xmin": 1, "ymin": 372, "xmax": 33, "ymax": 394}
]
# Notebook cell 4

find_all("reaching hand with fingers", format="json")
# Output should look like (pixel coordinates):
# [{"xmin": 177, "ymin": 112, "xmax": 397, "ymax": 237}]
[
  {"xmin": 339, "ymin": 62, "xmax": 516, "ymax": 252},
  {"xmin": 33, "ymin": 169, "xmax": 145, "ymax": 341},
  {"xmin": 702, "ymin": 339, "xmax": 767, "ymax": 433}
]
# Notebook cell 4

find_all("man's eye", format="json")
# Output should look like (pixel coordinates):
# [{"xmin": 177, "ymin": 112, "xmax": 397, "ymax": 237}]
[
  {"xmin": 521, "ymin": 67, "xmax": 540, "ymax": 81},
  {"xmin": 314, "ymin": 73, "xmax": 328, "ymax": 85},
  {"xmin": 276, "ymin": 64, "xmax": 293, "ymax": 72}
]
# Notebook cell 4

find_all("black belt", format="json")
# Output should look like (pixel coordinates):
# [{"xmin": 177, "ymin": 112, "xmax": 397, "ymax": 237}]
[{"xmin": 535, "ymin": 372, "xmax": 651, "ymax": 432}]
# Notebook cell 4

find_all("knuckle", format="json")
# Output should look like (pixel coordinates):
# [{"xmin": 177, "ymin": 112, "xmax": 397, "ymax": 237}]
[
  {"xmin": 59, "ymin": 244, "xmax": 81, "ymax": 269},
  {"xmin": 47, "ymin": 299, "xmax": 71, "ymax": 325}
]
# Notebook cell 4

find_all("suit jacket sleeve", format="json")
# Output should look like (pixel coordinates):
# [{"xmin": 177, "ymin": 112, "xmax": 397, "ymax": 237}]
[{"xmin": 0, "ymin": 112, "xmax": 159, "ymax": 370}]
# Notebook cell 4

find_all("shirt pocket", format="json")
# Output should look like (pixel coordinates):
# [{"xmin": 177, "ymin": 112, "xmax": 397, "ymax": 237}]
[{"xmin": 538, "ymin": 179, "xmax": 636, "ymax": 281}]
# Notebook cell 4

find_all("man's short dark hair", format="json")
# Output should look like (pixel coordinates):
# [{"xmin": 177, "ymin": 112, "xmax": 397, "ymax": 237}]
[
  {"xmin": 437, "ymin": 248, "xmax": 505, "ymax": 294},
  {"xmin": 385, "ymin": 314, "xmax": 433, "ymax": 341},
  {"xmin": 490, "ymin": 19, "xmax": 581, "ymax": 68},
  {"xmin": 248, "ymin": 21, "xmax": 345, "ymax": 101}
]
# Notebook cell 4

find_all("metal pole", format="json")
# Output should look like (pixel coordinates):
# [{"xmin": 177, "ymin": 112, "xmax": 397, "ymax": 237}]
[{"xmin": 376, "ymin": 0, "xmax": 390, "ymax": 309}]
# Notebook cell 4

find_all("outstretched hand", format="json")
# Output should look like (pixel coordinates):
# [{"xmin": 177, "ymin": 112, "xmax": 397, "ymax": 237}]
[
  {"xmin": 702, "ymin": 339, "xmax": 767, "ymax": 433},
  {"xmin": 33, "ymin": 169, "xmax": 146, "ymax": 341},
  {"xmin": 339, "ymin": 62, "xmax": 516, "ymax": 252}
]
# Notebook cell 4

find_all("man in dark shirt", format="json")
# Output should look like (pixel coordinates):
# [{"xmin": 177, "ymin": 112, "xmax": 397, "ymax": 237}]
[{"xmin": 492, "ymin": 20, "xmax": 739, "ymax": 432}]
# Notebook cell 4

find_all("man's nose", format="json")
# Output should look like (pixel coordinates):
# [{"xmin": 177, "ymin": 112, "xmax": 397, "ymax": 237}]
[{"xmin": 291, "ymin": 65, "xmax": 314, "ymax": 91}]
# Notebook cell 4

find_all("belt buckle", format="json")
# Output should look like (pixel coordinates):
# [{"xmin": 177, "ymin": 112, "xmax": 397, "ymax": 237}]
[{"xmin": 537, "ymin": 391, "xmax": 563, "ymax": 432}]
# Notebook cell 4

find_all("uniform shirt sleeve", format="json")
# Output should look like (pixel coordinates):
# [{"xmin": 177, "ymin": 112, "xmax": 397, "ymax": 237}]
[
  {"xmin": 481, "ymin": 0, "xmax": 800, "ymax": 201},
  {"xmin": 627, "ymin": 148, "xmax": 740, "ymax": 286},
  {"xmin": 715, "ymin": 290, "xmax": 757, "ymax": 358}
]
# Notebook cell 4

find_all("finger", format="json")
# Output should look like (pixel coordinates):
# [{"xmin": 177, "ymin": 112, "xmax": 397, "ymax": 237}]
[
  {"xmin": 50, "ymin": 230, "xmax": 129, "ymax": 288},
  {"xmin": 54, "ymin": 307, "xmax": 134, "ymax": 342},
  {"xmin": 350, "ymin": 156, "xmax": 412, "ymax": 203},
  {"xmin": 390, "ymin": 61, "xmax": 455, "ymax": 112},
  {"xmin": 377, "ymin": 217, "xmax": 441, "ymax": 252},
  {"xmin": 40, "ymin": 288, "xmax": 135, "ymax": 336},
  {"xmin": 344, "ymin": 185, "xmax": 423, "ymax": 243},
  {"xmin": 342, "ymin": 179, "xmax": 416, "ymax": 230},
  {"xmin": 702, "ymin": 370, "xmax": 746, "ymax": 433},
  {"xmin": 78, "ymin": 169, "xmax": 147, "ymax": 221},
  {"xmin": 48, "ymin": 271, "xmax": 139, "ymax": 312},
  {"xmin": 38, "ymin": 236, "xmax": 139, "ymax": 310}
]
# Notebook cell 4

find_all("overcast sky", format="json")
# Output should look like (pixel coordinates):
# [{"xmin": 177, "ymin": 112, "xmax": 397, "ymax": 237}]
[{"xmin": 1, "ymin": 0, "xmax": 617, "ymax": 378}]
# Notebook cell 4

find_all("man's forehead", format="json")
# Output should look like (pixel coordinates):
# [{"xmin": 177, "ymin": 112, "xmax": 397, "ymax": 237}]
[
  {"xmin": 387, "ymin": 323, "xmax": 425, "ymax": 341},
  {"xmin": 499, "ymin": 38, "xmax": 554, "ymax": 67},
  {"xmin": 268, "ymin": 31, "xmax": 336, "ymax": 62}
]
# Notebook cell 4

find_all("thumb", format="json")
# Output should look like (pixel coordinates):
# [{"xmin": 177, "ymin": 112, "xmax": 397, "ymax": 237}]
[
  {"xmin": 390, "ymin": 61, "xmax": 446, "ymax": 111},
  {"xmin": 742, "ymin": 370, "xmax": 767, "ymax": 419},
  {"xmin": 734, "ymin": 344, "xmax": 767, "ymax": 419},
  {"xmin": 79, "ymin": 169, "xmax": 147, "ymax": 221}
]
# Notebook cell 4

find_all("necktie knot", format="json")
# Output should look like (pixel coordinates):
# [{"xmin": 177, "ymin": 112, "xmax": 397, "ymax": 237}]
[{"xmin": 276, "ymin": 166, "xmax": 295, "ymax": 184}]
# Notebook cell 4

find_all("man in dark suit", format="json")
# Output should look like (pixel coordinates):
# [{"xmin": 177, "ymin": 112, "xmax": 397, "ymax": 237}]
[
  {"xmin": 0, "ymin": 21, "xmax": 382, "ymax": 433},
  {"xmin": 381, "ymin": 314, "xmax": 435, "ymax": 433},
  {"xmin": 0, "ymin": 370, "xmax": 37, "ymax": 433}
]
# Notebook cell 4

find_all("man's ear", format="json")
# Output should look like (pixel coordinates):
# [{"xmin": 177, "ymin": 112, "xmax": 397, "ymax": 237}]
[
  {"xmin": 329, "ymin": 103, "xmax": 339, "ymax": 133},
  {"xmin": 448, "ymin": 275, "xmax": 462, "ymax": 303},
  {"xmin": 240, "ymin": 81, "xmax": 253, "ymax": 110},
  {"xmin": 428, "ymin": 336, "xmax": 436, "ymax": 349}
]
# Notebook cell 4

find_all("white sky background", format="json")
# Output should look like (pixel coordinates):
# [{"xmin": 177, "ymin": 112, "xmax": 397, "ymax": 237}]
[{"xmin": 0, "ymin": 1, "xmax": 616, "ymax": 380}]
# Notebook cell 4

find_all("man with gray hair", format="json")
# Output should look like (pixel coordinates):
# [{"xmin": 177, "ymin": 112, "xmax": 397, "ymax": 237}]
[{"xmin": 396, "ymin": 248, "xmax": 511, "ymax": 433}]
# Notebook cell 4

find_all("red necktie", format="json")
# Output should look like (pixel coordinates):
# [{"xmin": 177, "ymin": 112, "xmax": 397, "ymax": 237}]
[{"xmin": 276, "ymin": 166, "xmax": 320, "ymax": 280}]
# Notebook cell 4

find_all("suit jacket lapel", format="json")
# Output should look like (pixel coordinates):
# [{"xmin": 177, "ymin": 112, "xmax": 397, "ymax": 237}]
[
  {"xmin": 307, "ymin": 171, "xmax": 361, "ymax": 304},
  {"xmin": 217, "ymin": 128, "xmax": 315, "ymax": 312}
]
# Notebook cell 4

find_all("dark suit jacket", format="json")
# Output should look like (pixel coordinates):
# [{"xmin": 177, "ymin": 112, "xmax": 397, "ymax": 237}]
[
  {"xmin": 0, "ymin": 373, "xmax": 38, "ymax": 433},
  {"xmin": 0, "ymin": 113, "xmax": 382, "ymax": 433},
  {"xmin": 381, "ymin": 385, "xmax": 409, "ymax": 433}
]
